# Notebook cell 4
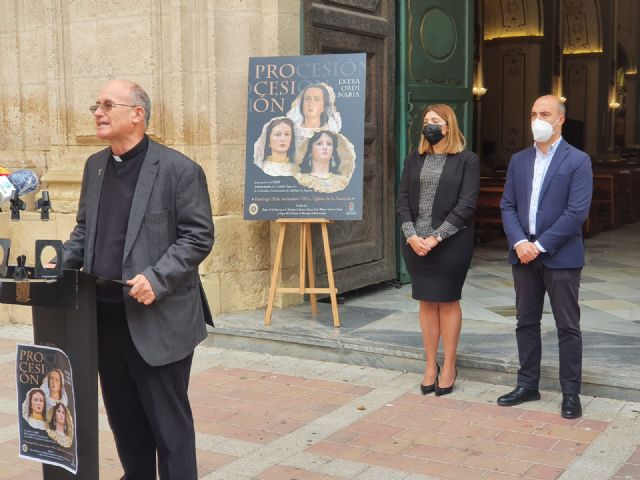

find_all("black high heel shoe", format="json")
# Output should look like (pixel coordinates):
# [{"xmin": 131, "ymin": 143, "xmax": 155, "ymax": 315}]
[
  {"xmin": 435, "ymin": 367, "xmax": 457, "ymax": 396},
  {"xmin": 420, "ymin": 363, "xmax": 440, "ymax": 395}
]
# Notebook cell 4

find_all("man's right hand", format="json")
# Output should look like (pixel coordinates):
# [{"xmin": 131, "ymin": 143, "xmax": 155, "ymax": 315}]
[
  {"xmin": 408, "ymin": 235, "xmax": 431, "ymax": 256},
  {"xmin": 515, "ymin": 241, "xmax": 539, "ymax": 264}
]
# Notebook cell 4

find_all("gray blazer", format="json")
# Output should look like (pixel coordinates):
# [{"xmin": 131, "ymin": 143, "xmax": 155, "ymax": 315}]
[{"xmin": 62, "ymin": 139, "xmax": 215, "ymax": 366}]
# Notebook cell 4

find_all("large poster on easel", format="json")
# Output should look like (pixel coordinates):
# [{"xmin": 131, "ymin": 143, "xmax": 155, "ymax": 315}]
[
  {"xmin": 244, "ymin": 53, "xmax": 366, "ymax": 220},
  {"xmin": 16, "ymin": 344, "xmax": 78, "ymax": 474}
]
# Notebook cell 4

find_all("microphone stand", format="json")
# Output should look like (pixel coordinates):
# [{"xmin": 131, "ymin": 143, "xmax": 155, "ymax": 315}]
[
  {"xmin": 9, "ymin": 190, "xmax": 26, "ymax": 221},
  {"xmin": 35, "ymin": 191, "xmax": 51, "ymax": 220}
]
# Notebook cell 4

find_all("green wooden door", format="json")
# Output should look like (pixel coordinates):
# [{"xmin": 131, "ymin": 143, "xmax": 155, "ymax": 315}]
[{"xmin": 397, "ymin": 0, "xmax": 474, "ymax": 282}]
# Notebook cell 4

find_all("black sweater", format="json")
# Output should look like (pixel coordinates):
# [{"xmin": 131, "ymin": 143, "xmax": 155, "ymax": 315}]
[{"xmin": 93, "ymin": 135, "xmax": 148, "ymax": 302}]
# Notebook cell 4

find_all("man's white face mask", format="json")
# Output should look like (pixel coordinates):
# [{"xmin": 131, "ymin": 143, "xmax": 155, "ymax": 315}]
[{"xmin": 531, "ymin": 118, "xmax": 557, "ymax": 143}]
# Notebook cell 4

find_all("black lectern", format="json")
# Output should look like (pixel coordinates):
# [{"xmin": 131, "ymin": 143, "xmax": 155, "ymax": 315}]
[{"xmin": 1, "ymin": 268, "xmax": 99, "ymax": 479}]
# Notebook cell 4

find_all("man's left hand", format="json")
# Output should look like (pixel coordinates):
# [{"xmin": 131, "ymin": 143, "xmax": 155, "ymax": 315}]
[
  {"xmin": 515, "ymin": 241, "xmax": 540, "ymax": 264},
  {"xmin": 127, "ymin": 274, "xmax": 156, "ymax": 305}
]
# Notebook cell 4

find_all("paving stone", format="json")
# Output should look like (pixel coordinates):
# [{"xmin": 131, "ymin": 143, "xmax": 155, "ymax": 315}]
[{"xmin": 0, "ymin": 324, "xmax": 638, "ymax": 479}]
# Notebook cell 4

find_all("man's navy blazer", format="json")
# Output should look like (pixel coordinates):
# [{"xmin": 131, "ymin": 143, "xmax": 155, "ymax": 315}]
[{"xmin": 500, "ymin": 139, "xmax": 593, "ymax": 268}]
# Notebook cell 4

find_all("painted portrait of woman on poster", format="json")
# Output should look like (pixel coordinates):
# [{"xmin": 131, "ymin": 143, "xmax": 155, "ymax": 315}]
[
  {"xmin": 253, "ymin": 117, "xmax": 298, "ymax": 177},
  {"xmin": 22, "ymin": 388, "xmax": 47, "ymax": 430},
  {"xmin": 46, "ymin": 402, "xmax": 74, "ymax": 448},
  {"xmin": 295, "ymin": 130, "xmax": 356, "ymax": 193},
  {"xmin": 41, "ymin": 368, "xmax": 69, "ymax": 412},
  {"xmin": 286, "ymin": 82, "xmax": 342, "ymax": 146}
]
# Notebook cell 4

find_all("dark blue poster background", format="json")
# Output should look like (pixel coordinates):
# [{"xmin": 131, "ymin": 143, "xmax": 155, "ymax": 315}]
[{"xmin": 244, "ymin": 53, "xmax": 366, "ymax": 220}]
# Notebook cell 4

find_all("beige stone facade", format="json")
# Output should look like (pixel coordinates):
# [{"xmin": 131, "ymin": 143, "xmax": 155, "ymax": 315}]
[{"xmin": 0, "ymin": 1, "xmax": 302, "ymax": 324}]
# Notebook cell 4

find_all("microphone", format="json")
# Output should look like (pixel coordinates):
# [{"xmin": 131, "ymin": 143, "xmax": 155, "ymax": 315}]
[
  {"xmin": 0, "ymin": 170, "xmax": 39, "ymax": 206},
  {"xmin": 7, "ymin": 170, "xmax": 39, "ymax": 196},
  {"xmin": 0, "ymin": 176, "xmax": 13, "ymax": 205}
]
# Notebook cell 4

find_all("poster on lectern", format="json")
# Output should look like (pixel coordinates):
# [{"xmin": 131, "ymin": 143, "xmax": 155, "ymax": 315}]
[
  {"xmin": 16, "ymin": 344, "xmax": 78, "ymax": 474},
  {"xmin": 243, "ymin": 53, "xmax": 366, "ymax": 220}
]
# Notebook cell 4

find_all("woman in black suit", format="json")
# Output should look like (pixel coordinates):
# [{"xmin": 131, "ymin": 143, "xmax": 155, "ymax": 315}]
[{"xmin": 396, "ymin": 104, "xmax": 480, "ymax": 396}]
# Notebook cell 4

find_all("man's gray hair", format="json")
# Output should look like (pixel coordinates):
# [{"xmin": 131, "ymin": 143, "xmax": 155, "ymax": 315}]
[{"xmin": 130, "ymin": 83, "xmax": 151, "ymax": 129}]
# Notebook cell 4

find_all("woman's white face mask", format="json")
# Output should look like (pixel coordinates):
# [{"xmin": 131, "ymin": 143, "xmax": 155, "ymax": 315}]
[{"xmin": 531, "ymin": 118, "xmax": 557, "ymax": 143}]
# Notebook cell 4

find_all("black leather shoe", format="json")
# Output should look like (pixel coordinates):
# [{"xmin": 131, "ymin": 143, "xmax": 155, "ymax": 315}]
[
  {"xmin": 420, "ymin": 363, "xmax": 440, "ymax": 395},
  {"xmin": 497, "ymin": 386, "xmax": 541, "ymax": 406},
  {"xmin": 435, "ymin": 367, "xmax": 457, "ymax": 396},
  {"xmin": 561, "ymin": 393, "xmax": 582, "ymax": 419}
]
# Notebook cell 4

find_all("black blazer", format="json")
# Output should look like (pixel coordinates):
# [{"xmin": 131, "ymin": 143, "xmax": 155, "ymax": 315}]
[{"xmin": 396, "ymin": 150, "xmax": 480, "ymax": 231}]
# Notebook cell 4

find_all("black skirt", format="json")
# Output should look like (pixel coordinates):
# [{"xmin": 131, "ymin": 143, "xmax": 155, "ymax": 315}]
[{"xmin": 402, "ymin": 226, "xmax": 474, "ymax": 302}]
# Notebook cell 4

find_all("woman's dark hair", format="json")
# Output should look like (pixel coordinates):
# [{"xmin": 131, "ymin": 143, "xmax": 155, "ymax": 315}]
[
  {"xmin": 262, "ymin": 117, "xmax": 295, "ymax": 163},
  {"xmin": 28, "ymin": 389, "xmax": 45, "ymax": 416},
  {"xmin": 300, "ymin": 130, "xmax": 341, "ymax": 174},
  {"xmin": 48, "ymin": 402, "xmax": 69, "ymax": 435},
  {"xmin": 299, "ymin": 84, "xmax": 331, "ymax": 127}
]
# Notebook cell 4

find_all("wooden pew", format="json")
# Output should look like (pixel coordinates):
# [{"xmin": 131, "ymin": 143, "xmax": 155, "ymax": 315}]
[
  {"xmin": 475, "ymin": 178, "xmax": 505, "ymax": 242},
  {"xmin": 613, "ymin": 170, "xmax": 633, "ymax": 224},
  {"xmin": 631, "ymin": 169, "xmax": 640, "ymax": 221},
  {"xmin": 592, "ymin": 166, "xmax": 635, "ymax": 226},
  {"xmin": 474, "ymin": 164, "xmax": 636, "ymax": 241},
  {"xmin": 585, "ymin": 174, "xmax": 614, "ymax": 236}
]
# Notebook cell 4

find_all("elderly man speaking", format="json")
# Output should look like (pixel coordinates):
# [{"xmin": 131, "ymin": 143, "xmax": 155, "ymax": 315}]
[{"xmin": 60, "ymin": 79, "xmax": 214, "ymax": 479}]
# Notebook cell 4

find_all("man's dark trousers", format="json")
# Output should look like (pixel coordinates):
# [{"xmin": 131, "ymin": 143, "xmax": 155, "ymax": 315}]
[
  {"xmin": 512, "ymin": 257, "xmax": 582, "ymax": 394},
  {"xmin": 97, "ymin": 301, "xmax": 197, "ymax": 480}
]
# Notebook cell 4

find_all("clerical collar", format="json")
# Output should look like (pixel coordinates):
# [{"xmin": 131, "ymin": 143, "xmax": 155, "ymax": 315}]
[{"xmin": 111, "ymin": 135, "xmax": 149, "ymax": 162}]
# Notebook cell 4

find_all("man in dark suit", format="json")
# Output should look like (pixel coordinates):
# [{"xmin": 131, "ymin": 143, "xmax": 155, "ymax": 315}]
[
  {"xmin": 498, "ymin": 95, "xmax": 592, "ymax": 419},
  {"xmin": 60, "ymin": 79, "xmax": 214, "ymax": 478}
]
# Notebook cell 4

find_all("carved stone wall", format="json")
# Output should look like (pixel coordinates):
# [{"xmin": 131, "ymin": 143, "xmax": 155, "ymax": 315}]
[
  {"xmin": 483, "ymin": 0, "xmax": 543, "ymax": 40},
  {"xmin": 617, "ymin": 0, "xmax": 640, "ymax": 147},
  {"xmin": 481, "ymin": 41, "xmax": 542, "ymax": 168},
  {"xmin": 562, "ymin": 0, "xmax": 603, "ymax": 55},
  {"xmin": 0, "ymin": 0, "xmax": 301, "ymax": 324},
  {"xmin": 564, "ymin": 58, "xmax": 600, "ymax": 154}
]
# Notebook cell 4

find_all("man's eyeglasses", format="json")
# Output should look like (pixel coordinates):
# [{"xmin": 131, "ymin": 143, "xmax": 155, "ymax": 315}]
[{"xmin": 89, "ymin": 102, "xmax": 138, "ymax": 113}]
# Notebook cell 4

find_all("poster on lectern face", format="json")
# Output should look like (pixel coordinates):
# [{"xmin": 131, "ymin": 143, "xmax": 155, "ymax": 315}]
[
  {"xmin": 244, "ymin": 53, "xmax": 366, "ymax": 220},
  {"xmin": 16, "ymin": 344, "xmax": 77, "ymax": 474}
]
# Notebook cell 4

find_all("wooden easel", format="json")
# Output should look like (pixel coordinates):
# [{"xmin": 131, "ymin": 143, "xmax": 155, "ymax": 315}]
[{"xmin": 264, "ymin": 218, "xmax": 340, "ymax": 327}]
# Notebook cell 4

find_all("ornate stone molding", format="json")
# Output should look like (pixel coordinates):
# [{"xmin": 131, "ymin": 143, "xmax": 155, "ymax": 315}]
[
  {"xmin": 484, "ymin": 0, "xmax": 543, "ymax": 40},
  {"xmin": 563, "ymin": 0, "xmax": 603, "ymax": 54}
]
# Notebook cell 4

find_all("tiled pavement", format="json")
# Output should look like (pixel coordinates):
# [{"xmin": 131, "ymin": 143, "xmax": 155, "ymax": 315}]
[
  {"xmin": 211, "ymin": 221, "xmax": 640, "ymax": 400},
  {"xmin": 0, "ymin": 325, "xmax": 638, "ymax": 479},
  {"xmin": 614, "ymin": 446, "xmax": 640, "ymax": 480}
]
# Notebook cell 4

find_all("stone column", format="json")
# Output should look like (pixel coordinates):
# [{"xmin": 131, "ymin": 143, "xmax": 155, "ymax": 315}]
[{"xmin": 201, "ymin": 1, "xmax": 302, "ymax": 313}]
